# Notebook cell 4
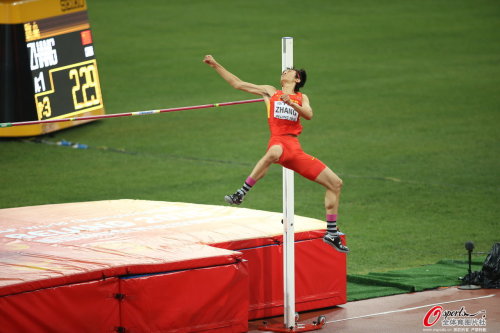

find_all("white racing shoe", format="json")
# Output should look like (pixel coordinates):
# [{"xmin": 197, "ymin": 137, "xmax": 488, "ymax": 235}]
[{"xmin": 224, "ymin": 190, "xmax": 245, "ymax": 205}]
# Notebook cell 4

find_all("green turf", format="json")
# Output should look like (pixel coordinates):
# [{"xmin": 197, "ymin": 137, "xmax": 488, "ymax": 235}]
[
  {"xmin": 1, "ymin": 0, "xmax": 499, "ymax": 275},
  {"xmin": 347, "ymin": 258, "xmax": 485, "ymax": 301}
]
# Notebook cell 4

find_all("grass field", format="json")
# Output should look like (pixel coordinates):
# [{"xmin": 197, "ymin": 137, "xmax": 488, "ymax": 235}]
[{"xmin": 1, "ymin": 0, "xmax": 499, "ymax": 275}]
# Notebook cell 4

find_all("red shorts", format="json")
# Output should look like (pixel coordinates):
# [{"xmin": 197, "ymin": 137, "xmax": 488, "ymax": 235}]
[{"xmin": 267, "ymin": 135, "xmax": 327, "ymax": 181}]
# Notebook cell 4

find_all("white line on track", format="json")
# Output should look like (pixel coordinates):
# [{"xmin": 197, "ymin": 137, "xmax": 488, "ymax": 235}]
[{"xmin": 326, "ymin": 294, "xmax": 495, "ymax": 324}]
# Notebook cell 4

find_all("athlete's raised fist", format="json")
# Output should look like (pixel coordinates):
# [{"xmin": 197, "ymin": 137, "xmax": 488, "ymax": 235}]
[
  {"xmin": 281, "ymin": 94, "xmax": 293, "ymax": 105},
  {"xmin": 203, "ymin": 55, "xmax": 217, "ymax": 67}
]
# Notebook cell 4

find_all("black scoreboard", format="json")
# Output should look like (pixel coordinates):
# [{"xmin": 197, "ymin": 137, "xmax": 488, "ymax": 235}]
[{"xmin": 0, "ymin": 0, "xmax": 105, "ymax": 137}]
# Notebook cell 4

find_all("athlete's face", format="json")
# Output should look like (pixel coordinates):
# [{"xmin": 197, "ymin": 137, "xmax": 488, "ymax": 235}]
[
  {"xmin": 281, "ymin": 69, "xmax": 299, "ymax": 86},
  {"xmin": 281, "ymin": 69, "xmax": 297, "ymax": 80}
]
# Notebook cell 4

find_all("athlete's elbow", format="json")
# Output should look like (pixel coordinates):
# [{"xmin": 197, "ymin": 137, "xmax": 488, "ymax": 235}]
[
  {"xmin": 230, "ymin": 81, "xmax": 243, "ymax": 90},
  {"xmin": 234, "ymin": 82, "xmax": 254, "ymax": 94},
  {"xmin": 231, "ymin": 79, "xmax": 249, "ymax": 91}
]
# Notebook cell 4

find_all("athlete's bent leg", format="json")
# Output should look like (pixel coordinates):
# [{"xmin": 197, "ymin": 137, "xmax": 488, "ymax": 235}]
[
  {"xmin": 249, "ymin": 145, "xmax": 283, "ymax": 181},
  {"xmin": 225, "ymin": 145, "xmax": 283, "ymax": 205},
  {"xmin": 314, "ymin": 167, "xmax": 343, "ymax": 215},
  {"xmin": 314, "ymin": 167, "xmax": 349, "ymax": 253}
]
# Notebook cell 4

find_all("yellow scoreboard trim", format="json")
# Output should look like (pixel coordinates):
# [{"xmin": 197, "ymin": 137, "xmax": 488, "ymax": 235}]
[
  {"xmin": 0, "ymin": 0, "xmax": 88, "ymax": 24},
  {"xmin": 0, "ymin": 109, "xmax": 103, "ymax": 137}
]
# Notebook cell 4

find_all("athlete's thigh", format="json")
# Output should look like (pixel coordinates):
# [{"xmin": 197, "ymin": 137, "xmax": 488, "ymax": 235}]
[
  {"xmin": 314, "ymin": 166, "xmax": 342, "ymax": 189},
  {"xmin": 284, "ymin": 150, "xmax": 326, "ymax": 181},
  {"xmin": 265, "ymin": 144, "xmax": 284, "ymax": 162}
]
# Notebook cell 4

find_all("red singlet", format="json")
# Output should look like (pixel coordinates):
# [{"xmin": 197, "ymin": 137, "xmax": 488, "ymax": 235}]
[
  {"xmin": 267, "ymin": 90, "xmax": 303, "ymax": 136},
  {"xmin": 266, "ymin": 90, "xmax": 326, "ymax": 181}
]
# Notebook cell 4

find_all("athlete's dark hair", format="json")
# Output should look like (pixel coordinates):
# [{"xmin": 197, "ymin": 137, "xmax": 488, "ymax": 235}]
[{"xmin": 293, "ymin": 68, "xmax": 307, "ymax": 92}]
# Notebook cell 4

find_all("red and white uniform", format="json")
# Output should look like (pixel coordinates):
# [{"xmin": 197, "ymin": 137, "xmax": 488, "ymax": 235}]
[
  {"xmin": 267, "ymin": 90, "xmax": 303, "ymax": 136},
  {"xmin": 265, "ymin": 90, "xmax": 326, "ymax": 181}
]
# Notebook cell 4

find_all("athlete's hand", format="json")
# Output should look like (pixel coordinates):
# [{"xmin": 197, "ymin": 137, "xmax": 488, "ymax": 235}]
[
  {"xmin": 281, "ymin": 94, "xmax": 294, "ymax": 106},
  {"xmin": 203, "ymin": 55, "xmax": 218, "ymax": 67}
]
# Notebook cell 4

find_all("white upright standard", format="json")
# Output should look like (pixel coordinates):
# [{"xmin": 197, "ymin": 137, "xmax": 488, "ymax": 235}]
[
  {"xmin": 259, "ymin": 37, "xmax": 326, "ymax": 333},
  {"xmin": 281, "ymin": 36, "xmax": 296, "ymax": 329}
]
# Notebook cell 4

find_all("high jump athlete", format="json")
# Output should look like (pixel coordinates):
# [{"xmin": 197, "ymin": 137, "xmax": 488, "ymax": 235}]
[{"xmin": 203, "ymin": 55, "xmax": 349, "ymax": 253}]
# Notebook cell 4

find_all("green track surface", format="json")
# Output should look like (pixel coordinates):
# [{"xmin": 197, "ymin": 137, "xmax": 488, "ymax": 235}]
[{"xmin": 1, "ymin": 0, "xmax": 499, "ymax": 275}]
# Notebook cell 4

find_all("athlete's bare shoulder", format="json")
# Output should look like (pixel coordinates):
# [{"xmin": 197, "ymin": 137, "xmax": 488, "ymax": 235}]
[{"xmin": 261, "ymin": 85, "xmax": 278, "ymax": 99}]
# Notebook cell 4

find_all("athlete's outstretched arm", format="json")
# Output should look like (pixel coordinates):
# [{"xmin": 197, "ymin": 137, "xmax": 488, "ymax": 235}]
[{"xmin": 203, "ymin": 55, "xmax": 276, "ymax": 97}]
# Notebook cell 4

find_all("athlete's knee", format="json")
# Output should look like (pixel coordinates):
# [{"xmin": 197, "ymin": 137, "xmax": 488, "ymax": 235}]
[
  {"xmin": 336, "ymin": 177, "xmax": 343, "ymax": 190},
  {"xmin": 329, "ymin": 175, "xmax": 343, "ymax": 192},
  {"xmin": 264, "ymin": 152, "xmax": 280, "ymax": 163},
  {"xmin": 315, "ymin": 167, "xmax": 341, "ymax": 191},
  {"xmin": 265, "ymin": 146, "xmax": 282, "ymax": 163}
]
